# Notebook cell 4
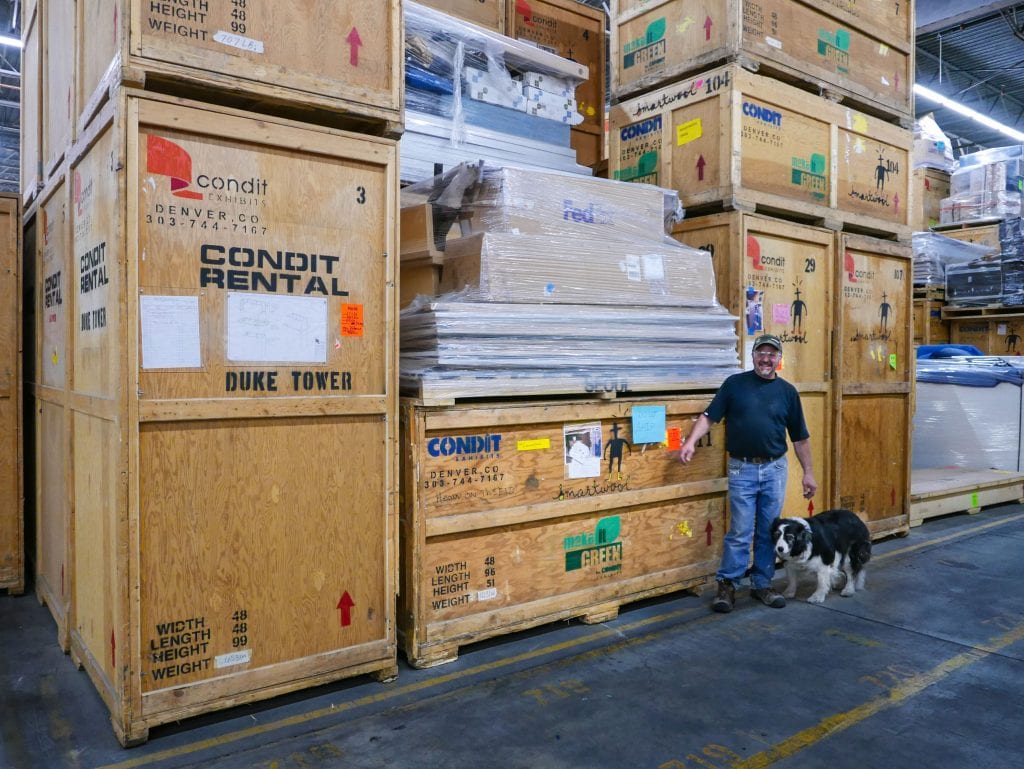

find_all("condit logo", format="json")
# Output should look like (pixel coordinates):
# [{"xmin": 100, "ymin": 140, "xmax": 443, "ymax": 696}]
[{"xmin": 147, "ymin": 134, "xmax": 203, "ymax": 200}]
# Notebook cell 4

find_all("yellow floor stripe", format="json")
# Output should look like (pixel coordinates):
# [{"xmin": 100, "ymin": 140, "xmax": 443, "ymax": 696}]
[
  {"xmin": 95, "ymin": 511, "xmax": 1024, "ymax": 769},
  {"xmin": 732, "ymin": 622, "xmax": 1024, "ymax": 769}
]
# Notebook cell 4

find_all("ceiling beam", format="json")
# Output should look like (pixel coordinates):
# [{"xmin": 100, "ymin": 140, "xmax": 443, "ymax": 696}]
[{"xmin": 916, "ymin": 0, "xmax": 1023, "ymax": 34}]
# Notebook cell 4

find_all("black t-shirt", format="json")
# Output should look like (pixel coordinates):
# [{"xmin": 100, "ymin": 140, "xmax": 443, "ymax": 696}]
[{"xmin": 703, "ymin": 370, "xmax": 809, "ymax": 459}]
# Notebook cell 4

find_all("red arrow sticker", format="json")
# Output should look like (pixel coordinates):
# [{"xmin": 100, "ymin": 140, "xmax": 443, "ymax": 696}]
[
  {"xmin": 807, "ymin": 499, "xmax": 815, "ymax": 516},
  {"xmin": 696, "ymin": 155, "xmax": 706, "ymax": 181},
  {"xmin": 705, "ymin": 520, "xmax": 714, "ymax": 546},
  {"xmin": 346, "ymin": 27, "xmax": 363, "ymax": 67},
  {"xmin": 337, "ymin": 591, "xmax": 355, "ymax": 627},
  {"xmin": 111, "ymin": 630, "xmax": 116, "ymax": 667},
  {"xmin": 704, "ymin": 15, "xmax": 713, "ymax": 40}
]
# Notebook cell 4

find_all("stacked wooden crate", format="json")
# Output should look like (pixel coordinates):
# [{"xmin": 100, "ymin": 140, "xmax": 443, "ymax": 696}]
[
  {"xmin": 609, "ymin": 0, "xmax": 915, "ymax": 535},
  {"xmin": 0, "ymin": 194, "xmax": 21, "ymax": 594},
  {"xmin": 20, "ymin": 1, "xmax": 401, "ymax": 745}
]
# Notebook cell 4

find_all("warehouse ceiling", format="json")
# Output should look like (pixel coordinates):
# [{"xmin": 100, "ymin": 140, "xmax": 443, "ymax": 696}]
[
  {"xmin": 915, "ymin": 0, "xmax": 1024, "ymax": 158},
  {"xmin": 0, "ymin": 1, "xmax": 1020, "ymax": 193}
]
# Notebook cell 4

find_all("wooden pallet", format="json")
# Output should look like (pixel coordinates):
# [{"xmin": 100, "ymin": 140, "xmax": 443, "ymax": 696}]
[
  {"xmin": 942, "ymin": 304, "xmax": 1024, "ymax": 319},
  {"xmin": 913, "ymin": 286, "xmax": 945, "ymax": 301},
  {"xmin": 910, "ymin": 468, "xmax": 1024, "ymax": 527},
  {"xmin": 403, "ymin": 575, "xmax": 708, "ymax": 668}
]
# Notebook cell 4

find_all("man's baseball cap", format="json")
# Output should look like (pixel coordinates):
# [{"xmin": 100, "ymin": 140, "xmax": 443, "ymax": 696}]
[{"xmin": 752, "ymin": 333, "xmax": 783, "ymax": 352}]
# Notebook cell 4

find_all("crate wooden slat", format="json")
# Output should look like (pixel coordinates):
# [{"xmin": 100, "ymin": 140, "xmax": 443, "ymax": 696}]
[
  {"xmin": 418, "ymin": 0, "xmax": 506, "ymax": 31},
  {"xmin": 832, "ymin": 233, "xmax": 912, "ymax": 538},
  {"xmin": 910, "ymin": 468, "xmax": 1024, "ymax": 527},
  {"xmin": 506, "ymin": 0, "xmax": 607, "ymax": 167},
  {"xmin": 43, "ymin": 0, "xmax": 74, "ymax": 180},
  {"xmin": 45, "ymin": 90, "xmax": 399, "ymax": 745},
  {"xmin": 610, "ymin": 0, "xmax": 913, "ymax": 122},
  {"xmin": 0, "ymin": 195, "xmax": 22, "ymax": 594},
  {"xmin": 612, "ymin": 64, "xmax": 913, "ymax": 240},
  {"xmin": 400, "ymin": 395, "xmax": 726, "ymax": 668},
  {"xmin": 75, "ymin": 0, "xmax": 403, "ymax": 141}
]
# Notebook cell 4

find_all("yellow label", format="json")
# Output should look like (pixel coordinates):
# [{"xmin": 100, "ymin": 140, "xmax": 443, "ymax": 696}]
[
  {"xmin": 517, "ymin": 438, "xmax": 551, "ymax": 451},
  {"xmin": 676, "ymin": 118, "xmax": 703, "ymax": 146},
  {"xmin": 851, "ymin": 113, "xmax": 870, "ymax": 133}
]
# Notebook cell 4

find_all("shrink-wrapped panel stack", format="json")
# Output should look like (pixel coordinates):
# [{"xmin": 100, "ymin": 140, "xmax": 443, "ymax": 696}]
[{"xmin": 399, "ymin": 164, "xmax": 741, "ymax": 399}]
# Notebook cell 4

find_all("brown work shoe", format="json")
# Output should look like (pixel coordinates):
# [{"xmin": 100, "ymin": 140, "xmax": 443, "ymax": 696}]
[
  {"xmin": 750, "ymin": 586, "xmax": 786, "ymax": 608},
  {"xmin": 711, "ymin": 580, "xmax": 735, "ymax": 613}
]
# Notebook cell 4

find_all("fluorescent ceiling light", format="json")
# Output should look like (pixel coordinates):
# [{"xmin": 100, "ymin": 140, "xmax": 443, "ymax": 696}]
[
  {"xmin": 0, "ymin": 34, "xmax": 20, "ymax": 48},
  {"xmin": 914, "ymin": 83, "xmax": 1024, "ymax": 142}
]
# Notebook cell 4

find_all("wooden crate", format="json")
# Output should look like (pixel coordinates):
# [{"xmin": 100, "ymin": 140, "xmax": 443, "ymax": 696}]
[
  {"xmin": 48, "ymin": 90, "xmax": 399, "ymax": 745},
  {"xmin": 672, "ymin": 212, "xmax": 833, "ymax": 513},
  {"xmin": 911, "ymin": 468, "xmax": 1024, "ymax": 527},
  {"xmin": 400, "ymin": 395, "xmax": 726, "ymax": 668},
  {"xmin": 610, "ymin": 0, "xmax": 913, "ymax": 121},
  {"xmin": 932, "ymin": 220, "xmax": 1006, "ymax": 252},
  {"xmin": 0, "ymin": 195, "xmax": 22, "ymax": 593},
  {"xmin": 33, "ymin": 173, "xmax": 73, "ymax": 647},
  {"xmin": 43, "ymin": 0, "xmax": 74, "ymax": 181},
  {"xmin": 948, "ymin": 317, "xmax": 1024, "ymax": 356},
  {"xmin": 611, "ymin": 64, "xmax": 913, "ymax": 238},
  {"xmin": 913, "ymin": 299, "xmax": 949, "ymax": 345},
  {"xmin": 506, "ymin": 0, "xmax": 606, "ymax": 167},
  {"xmin": 672, "ymin": 212, "xmax": 834, "ymax": 386},
  {"xmin": 74, "ymin": 1, "xmax": 402, "ymax": 139},
  {"xmin": 910, "ymin": 168, "xmax": 950, "ymax": 232},
  {"xmin": 20, "ymin": 7, "xmax": 41, "ymax": 207},
  {"xmin": 418, "ymin": 0, "xmax": 506, "ymax": 31},
  {"xmin": 831, "ymin": 234, "xmax": 912, "ymax": 538}
]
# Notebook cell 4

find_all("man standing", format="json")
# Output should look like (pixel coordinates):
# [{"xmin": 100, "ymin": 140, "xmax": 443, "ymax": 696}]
[{"xmin": 679, "ymin": 334, "xmax": 817, "ymax": 612}]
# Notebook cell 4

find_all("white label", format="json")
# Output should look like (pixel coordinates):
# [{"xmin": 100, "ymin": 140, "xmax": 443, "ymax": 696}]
[
  {"xmin": 214, "ymin": 31, "xmax": 265, "ymax": 54},
  {"xmin": 642, "ymin": 254, "xmax": 665, "ymax": 281},
  {"xmin": 624, "ymin": 255, "xmax": 642, "ymax": 282},
  {"xmin": 477, "ymin": 588, "xmax": 498, "ymax": 601},
  {"xmin": 215, "ymin": 649, "xmax": 252, "ymax": 669},
  {"xmin": 765, "ymin": 36, "xmax": 783, "ymax": 49}
]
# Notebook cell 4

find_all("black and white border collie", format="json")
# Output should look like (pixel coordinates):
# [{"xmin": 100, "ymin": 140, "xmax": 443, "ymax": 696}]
[{"xmin": 771, "ymin": 509, "xmax": 872, "ymax": 604}]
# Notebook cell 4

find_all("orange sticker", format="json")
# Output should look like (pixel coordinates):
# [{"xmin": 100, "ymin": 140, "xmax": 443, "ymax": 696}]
[
  {"xmin": 340, "ymin": 304, "xmax": 364, "ymax": 337},
  {"xmin": 666, "ymin": 426, "xmax": 682, "ymax": 451}
]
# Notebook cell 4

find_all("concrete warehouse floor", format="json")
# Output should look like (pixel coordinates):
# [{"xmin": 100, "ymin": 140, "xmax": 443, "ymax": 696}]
[{"xmin": 2, "ymin": 503, "xmax": 1023, "ymax": 769}]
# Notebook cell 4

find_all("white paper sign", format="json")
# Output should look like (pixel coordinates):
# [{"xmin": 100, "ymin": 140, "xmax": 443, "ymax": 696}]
[
  {"xmin": 140, "ymin": 295, "xmax": 202, "ymax": 369},
  {"xmin": 226, "ymin": 293, "xmax": 327, "ymax": 363}
]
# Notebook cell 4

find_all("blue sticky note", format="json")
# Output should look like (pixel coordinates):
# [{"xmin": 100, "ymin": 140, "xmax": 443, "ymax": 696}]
[{"xmin": 631, "ymin": 405, "xmax": 666, "ymax": 444}]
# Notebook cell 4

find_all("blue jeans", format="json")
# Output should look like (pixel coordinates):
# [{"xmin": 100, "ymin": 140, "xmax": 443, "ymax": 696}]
[{"xmin": 717, "ymin": 456, "xmax": 788, "ymax": 590}]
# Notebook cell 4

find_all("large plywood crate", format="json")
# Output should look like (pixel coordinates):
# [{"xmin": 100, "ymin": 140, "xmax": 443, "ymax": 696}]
[
  {"xmin": 75, "ymin": 1, "xmax": 403, "ymax": 140},
  {"xmin": 832, "ymin": 234, "xmax": 912, "ymax": 538},
  {"xmin": 932, "ymin": 219, "xmax": 1006, "ymax": 252},
  {"xmin": 47, "ymin": 90, "xmax": 399, "ymax": 745},
  {"xmin": 671, "ymin": 212, "xmax": 833, "ymax": 515},
  {"xmin": 910, "ymin": 168, "xmax": 950, "ymax": 232},
  {"xmin": 947, "ymin": 316, "xmax": 1024, "ymax": 356},
  {"xmin": 507, "ymin": 0, "xmax": 607, "ymax": 167},
  {"xmin": 20, "ymin": 6, "xmax": 41, "ymax": 207},
  {"xmin": 611, "ymin": 64, "xmax": 913, "ymax": 239},
  {"xmin": 0, "ymin": 195, "xmax": 22, "ymax": 593},
  {"xmin": 33, "ymin": 172, "xmax": 73, "ymax": 647},
  {"xmin": 418, "ymin": 0, "xmax": 506, "ymax": 31},
  {"xmin": 610, "ymin": 0, "xmax": 913, "ymax": 121},
  {"xmin": 400, "ymin": 396, "xmax": 727, "ymax": 668}
]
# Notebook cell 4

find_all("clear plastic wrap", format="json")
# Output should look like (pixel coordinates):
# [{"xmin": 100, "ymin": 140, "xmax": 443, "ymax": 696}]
[
  {"xmin": 401, "ymin": 162, "xmax": 685, "ymax": 242},
  {"xmin": 401, "ymin": 1, "xmax": 589, "ymax": 183},
  {"xmin": 913, "ymin": 114, "xmax": 956, "ymax": 172},
  {"xmin": 400, "ymin": 298, "xmax": 742, "ymax": 399},
  {"xmin": 913, "ymin": 357, "xmax": 1024, "ymax": 471},
  {"xmin": 433, "ymin": 232, "xmax": 717, "ymax": 306},
  {"xmin": 912, "ymin": 232, "xmax": 994, "ymax": 287},
  {"xmin": 941, "ymin": 145, "xmax": 1024, "ymax": 224}
]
